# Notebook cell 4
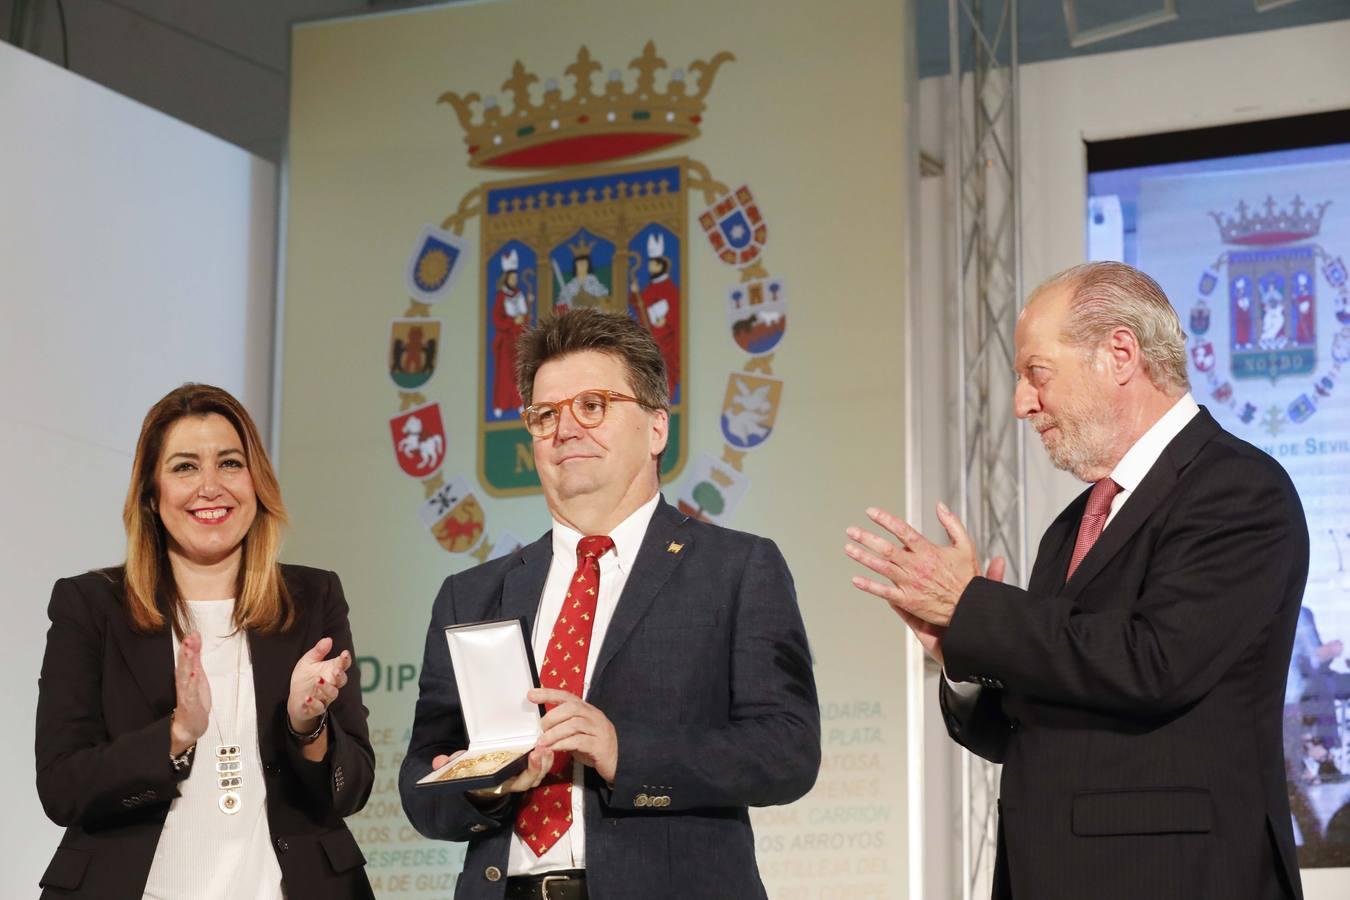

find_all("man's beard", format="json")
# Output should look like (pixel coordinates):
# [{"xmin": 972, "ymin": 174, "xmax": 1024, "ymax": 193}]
[{"xmin": 1030, "ymin": 391, "xmax": 1116, "ymax": 481}]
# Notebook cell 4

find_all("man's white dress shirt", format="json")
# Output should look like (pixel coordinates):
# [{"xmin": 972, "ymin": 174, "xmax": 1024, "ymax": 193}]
[{"xmin": 506, "ymin": 492, "xmax": 660, "ymax": 876}]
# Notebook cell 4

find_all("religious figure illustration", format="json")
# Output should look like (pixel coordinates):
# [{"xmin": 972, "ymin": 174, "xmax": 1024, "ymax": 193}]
[
  {"xmin": 491, "ymin": 249, "xmax": 532, "ymax": 418},
  {"xmin": 554, "ymin": 235, "xmax": 610, "ymax": 313},
  {"xmin": 630, "ymin": 231, "xmax": 680, "ymax": 396},
  {"xmin": 1293, "ymin": 270, "xmax": 1315, "ymax": 346},
  {"xmin": 1259, "ymin": 273, "xmax": 1288, "ymax": 350},
  {"xmin": 1232, "ymin": 275, "xmax": 1254, "ymax": 350}
]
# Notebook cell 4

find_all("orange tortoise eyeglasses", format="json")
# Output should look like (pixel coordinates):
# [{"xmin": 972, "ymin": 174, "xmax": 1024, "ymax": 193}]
[{"xmin": 522, "ymin": 389, "xmax": 651, "ymax": 438}]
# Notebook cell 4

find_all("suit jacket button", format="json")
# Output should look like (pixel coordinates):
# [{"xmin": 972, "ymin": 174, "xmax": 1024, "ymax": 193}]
[
  {"xmin": 275, "ymin": 838, "xmax": 290, "ymax": 853},
  {"xmin": 634, "ymin": 793, "xmax": 650, "ymax": 808},
  {"xmin": 470, "ymin": 824, "xmax": 488, "ymax": 833},
  {"xmin": 485, "ymin": 866, "xmax": 502, "ymax": 882},
  {"xmin": 657, "ymin": 796, "xmax": 671, "ymax": 808}
]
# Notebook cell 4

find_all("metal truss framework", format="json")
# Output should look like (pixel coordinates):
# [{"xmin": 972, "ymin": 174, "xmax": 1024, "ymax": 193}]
[{"xmin": 947, "ymin": 0, "xmax": 1027, "ymax": 897}]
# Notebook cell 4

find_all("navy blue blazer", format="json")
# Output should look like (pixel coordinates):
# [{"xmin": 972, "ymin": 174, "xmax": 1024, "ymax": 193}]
[
  {"xmin": 940, "ymin": 408, "xmax": 1307, "ymax": 900},
  {"xmin": 399, "ymin": 498, "xmax": 821, "ymax": 900},
  {"xmin": 35, "ymin": 565, "xmax": 375, "ymax": 899}
]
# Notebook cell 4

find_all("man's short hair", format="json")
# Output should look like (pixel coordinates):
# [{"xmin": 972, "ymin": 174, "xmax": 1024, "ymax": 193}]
[
  {"xmin": 515, "ymin": 308, "xmax": 671, "ymax": 412},
  {"xmin": 1035, "ymin": 261, "xmax": 1190, "ymax": 395}
]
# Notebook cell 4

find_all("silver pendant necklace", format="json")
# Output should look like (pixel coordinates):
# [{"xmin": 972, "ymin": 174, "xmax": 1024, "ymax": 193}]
[{"xmin": 212, "ymin": 626, "xmax": 245, "ymax": 816}]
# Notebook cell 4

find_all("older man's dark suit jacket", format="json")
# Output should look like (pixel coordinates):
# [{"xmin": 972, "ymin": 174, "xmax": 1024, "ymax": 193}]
[
  {"xmin": 399, "ymin": 498, "xmax": 821, "ymax": 900},
  {"xmin": 35, "ymin": 565, "xmax": 375, "ymax": 899},
  {"xmin": 939, "ymin": 408, "xmax": 1308, "ymax": 900}
]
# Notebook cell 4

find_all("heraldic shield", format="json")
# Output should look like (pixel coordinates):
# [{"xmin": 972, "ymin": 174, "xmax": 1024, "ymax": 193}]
[
  {"xmin": 1229, "ymin": 245, "xmax": 1317, "ymax": 381},
  {"xmin": 727, "ymin": 278, "xmax": 787, "ymax": 355},
  {"xmin": 699, "ymin": 185, "xmax": 765, "ymax": 267},
  {"xmin": 389, "ymin": 318, "xmax": 442, "ymax": 390},
  {"xmin": 479, "ymin": 159, "xmax": 690, "ymax": 496},
  {"xmin": 419, "ymin": 475, "xmax": 485, "ymax": 553},
  {"xmin": 390, "ymin": 402, "xmax": 448, "ymax": 479},
  {"xmin": 407, "ymin": 225, "xmax": 469, "ymax": 303}
]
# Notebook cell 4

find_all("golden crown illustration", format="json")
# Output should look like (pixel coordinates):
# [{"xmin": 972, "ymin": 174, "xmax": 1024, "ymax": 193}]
[
  {"xmin": 439, "ymin": 42, "xmax": 734, "ymax": 170},
  {"xmin": 1210, "ymin": 195, "xmax": 1329, "ymax": 246}
]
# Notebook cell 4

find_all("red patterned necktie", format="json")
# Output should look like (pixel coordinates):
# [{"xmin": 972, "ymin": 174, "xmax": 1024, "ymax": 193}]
[
  {"xmin": 515, "ymin": 534, "xmax": 614, "ymax": 856},
  {"xmin": 1066, "ymin": 478, "xmax": 1120, "ymax": 582}
]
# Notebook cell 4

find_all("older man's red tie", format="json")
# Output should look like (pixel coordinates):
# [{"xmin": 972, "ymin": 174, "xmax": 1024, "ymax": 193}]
[{"xmin": 1066, "ymin": 478, "xmax": 1120, "ymax": 582}]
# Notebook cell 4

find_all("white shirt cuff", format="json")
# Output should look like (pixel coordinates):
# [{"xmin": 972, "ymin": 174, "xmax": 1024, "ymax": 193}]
[{"xmin": 944, "ymin": 671, "xmax": 982, "ymax": 699}]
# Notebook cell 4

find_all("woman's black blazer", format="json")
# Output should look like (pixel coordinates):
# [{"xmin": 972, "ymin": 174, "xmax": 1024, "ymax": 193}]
[{"xmin": 35, "ymin": 564, "xmax": 375, "ymax": 899}]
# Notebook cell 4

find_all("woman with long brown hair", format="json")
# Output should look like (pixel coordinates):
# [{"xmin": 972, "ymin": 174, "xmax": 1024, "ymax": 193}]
[{"xmin": 35, "ymin": 383, "xmax": 374, "ymax": 899}]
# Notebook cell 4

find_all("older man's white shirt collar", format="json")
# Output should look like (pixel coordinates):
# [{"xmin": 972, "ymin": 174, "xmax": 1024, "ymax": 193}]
[
  {"xmin": 1109, "ymin": 393, "xmax": 1200, "ymax": 494},
  {"xmin": 550, "ymin": 491, "xmax": 660, "ymax": 573}
]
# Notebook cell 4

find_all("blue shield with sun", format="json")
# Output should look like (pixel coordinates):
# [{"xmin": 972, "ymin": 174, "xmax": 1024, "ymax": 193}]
[{"xmin": 405, "ymin": 225, "xmax": 469, "ymax": 303}]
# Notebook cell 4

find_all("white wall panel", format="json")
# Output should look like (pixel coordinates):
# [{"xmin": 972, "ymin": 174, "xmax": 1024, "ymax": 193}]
[{"xmin": 0, "ymin": 41, "xmax": 276, "ymax": 897}]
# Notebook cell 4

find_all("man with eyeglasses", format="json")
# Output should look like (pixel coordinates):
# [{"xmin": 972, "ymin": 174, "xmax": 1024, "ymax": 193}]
[{"xmin": 400, "ymin": 308, "xmax": 820, "ymax": 900}]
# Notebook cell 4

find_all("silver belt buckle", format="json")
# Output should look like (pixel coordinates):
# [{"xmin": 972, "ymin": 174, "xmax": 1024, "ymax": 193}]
[{"xmin": 538, "ymin": 874, "xmax": 568, "ymax": 900}]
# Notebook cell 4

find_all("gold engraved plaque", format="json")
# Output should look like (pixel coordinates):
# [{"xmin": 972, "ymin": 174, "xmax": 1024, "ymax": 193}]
[{"xmin": 431, "ymin": 750, "xmax": 520, "ymax": 782}]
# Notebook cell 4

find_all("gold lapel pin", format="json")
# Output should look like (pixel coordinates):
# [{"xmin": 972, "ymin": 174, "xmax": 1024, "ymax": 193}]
[{"xmin": 667, "ymin": 542, "xmax": 684, "ymax": 554}]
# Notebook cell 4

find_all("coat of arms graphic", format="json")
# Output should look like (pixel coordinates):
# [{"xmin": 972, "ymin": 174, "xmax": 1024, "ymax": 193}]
[
  {"xmin": 387, "ymin": 42, "xmax": 789, "ymax": 556},
  {"xmin": 1185, "ymin": 195, "xmax": 1350, "ymax": 435}
]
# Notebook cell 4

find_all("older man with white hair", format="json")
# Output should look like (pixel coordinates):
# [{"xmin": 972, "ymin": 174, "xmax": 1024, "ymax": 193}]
[{"xmin": 848, "ymin": 261, "xmax": 1308, "ymax": 900}]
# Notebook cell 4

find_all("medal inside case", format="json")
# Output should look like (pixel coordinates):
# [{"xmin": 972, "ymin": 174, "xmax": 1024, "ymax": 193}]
[{"xmin": 415, "ymin": 617, "xmax": 543, "ymax": 792}]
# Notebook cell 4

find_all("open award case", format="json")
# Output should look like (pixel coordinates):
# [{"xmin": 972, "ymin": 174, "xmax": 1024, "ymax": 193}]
[{"xmin": 415, "ymin": 617, "xmax": 543, "ymax": 793}]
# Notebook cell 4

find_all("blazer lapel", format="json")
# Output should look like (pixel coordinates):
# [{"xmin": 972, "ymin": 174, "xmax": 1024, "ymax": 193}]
[
  {"xmin": 248, "ymin": 621, "xmax": 306, "ymax": 748},
  {"xmin": 502, "ymin": 535, "xmax": 553, "ymax": 636},
  {"xmin": 1060, "ymin": 407, "xmax": 1221, "ymax": 600},
  {"xmin": 107, "ymin": 582, "xmax": 175, "ymax": 712},
  {"xmin": 1029, "ymin": 498, "xmax": 1086, "ymax": 596},
  {"xmin": 590, "ymin": 499, "xmax": 692, "ymax": 688},
  {"xmin": 110, "ymin": 614, "xmax": 175, "ymax": 713}
]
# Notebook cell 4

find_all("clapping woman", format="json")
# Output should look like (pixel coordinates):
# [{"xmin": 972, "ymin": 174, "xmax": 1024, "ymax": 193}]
[{"xmin": 35, "ymin": 384, "xmax": 374, "ymax": 899}]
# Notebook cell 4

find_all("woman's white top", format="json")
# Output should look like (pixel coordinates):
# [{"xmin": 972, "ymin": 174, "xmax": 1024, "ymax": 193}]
[{"xmin": 142, "ymin": 599, "xmax": 285, "ymax": 900}]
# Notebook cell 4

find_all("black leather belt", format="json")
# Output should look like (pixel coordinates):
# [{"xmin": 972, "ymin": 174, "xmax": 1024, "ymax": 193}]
[{"xmin": 504, "ymin": 869, "xmax": 587, "ymax": 900}]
